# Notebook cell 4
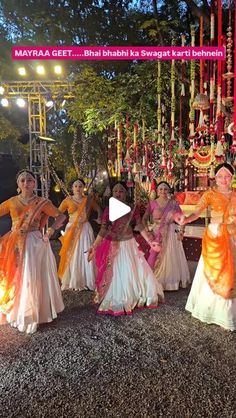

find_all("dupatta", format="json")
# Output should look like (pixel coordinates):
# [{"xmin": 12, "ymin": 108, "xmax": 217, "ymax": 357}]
[
  {"xmin": 202, "ymin": 192, "xmax": 236, "ymax": 299},
  {"xmin": 152, "ymin": 199, "xmax": 181, "ymax": 269},
  {"xmin": 95, "ymin": 207, "xmax": 135, "ymax": 302},
  {"xmin": 58, "ymin": 197, "xmax": 89, "ymax": 279}
]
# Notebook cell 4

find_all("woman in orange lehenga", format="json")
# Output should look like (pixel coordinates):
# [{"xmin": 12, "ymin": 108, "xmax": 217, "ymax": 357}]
[
  {"xmin": 58, "ymin": 179, "xmax": 101, "ymax": 291},
  {"xmin": 180, "ymin": 163, "xmax": 236, "ymax": 330},
  {"xmin": 0, "ymin": 170, "xmax": 65, "ymax": 334}
]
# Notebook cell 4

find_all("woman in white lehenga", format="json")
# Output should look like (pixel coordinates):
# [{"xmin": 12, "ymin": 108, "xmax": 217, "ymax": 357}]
[
  {"xmin": 143, "ymin": 181, "xmax": 190, "ymax": 291},
  {"xmin": 88, "ymin": 182, "xmax": 164, "ymax": 316},
  {"xmin": 180, "ymin": 163, "xmax": 236, "ymax": 331},
  {"xmin": 58, "ymin": 179, "xmax": 101, "ymax": 291},
  {"xmin": 0, "ymin": 170, "xmax": 65, "ymax": 334}
]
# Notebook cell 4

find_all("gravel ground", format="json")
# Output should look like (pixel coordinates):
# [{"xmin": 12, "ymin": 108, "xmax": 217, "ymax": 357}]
[{"xmin": 0, "ymin": 243, "xmax": 236, "ymax": 418}]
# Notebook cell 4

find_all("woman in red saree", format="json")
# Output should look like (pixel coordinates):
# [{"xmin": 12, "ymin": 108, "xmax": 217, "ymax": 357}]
[
  {"xmin": 58, "ymin": 179, "xmax": 101, "ymax": 291},
  {"xmin": 0, "ymin": 170, "xmax": 65, "ymax": 334},
  {"xmin": 179, "ymin": 163, "xmax": 236, "ymax": 330},
  {"xmin": 88, "ymin": 182, "xmax": 164, "ymax": 316}
]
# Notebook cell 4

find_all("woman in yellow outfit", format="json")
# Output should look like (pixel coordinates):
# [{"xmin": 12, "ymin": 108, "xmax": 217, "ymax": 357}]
[
  {"xmin": 180, "ymin": 163, "xmax": 236, "ymax": 330},
  {"xmin": 0, "ymin": 170, "xmax": 65, "ymax": 334},
  {"xmin": 58, "ymin": 179, "xmax": 101, "ymax": 291}
]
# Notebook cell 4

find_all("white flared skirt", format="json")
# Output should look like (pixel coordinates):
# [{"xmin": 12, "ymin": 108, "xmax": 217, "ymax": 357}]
[
  {"xmin": 61, "ymin": 222, "xmax": 96, "ymax": 291},
  {"xmin": 154, "ymin": 224, "xmax": 191, "ymax": 291},
  {"xmin": 97, "ymin": 238, "xmax": 164, "ymax": 315},
  {"xmin": 186, "ymin": 224, "xmax": 236, "ymax": 331},
  {"xmin": 1, "ymin": 231, "xmax": 64, "ymax": 333}
]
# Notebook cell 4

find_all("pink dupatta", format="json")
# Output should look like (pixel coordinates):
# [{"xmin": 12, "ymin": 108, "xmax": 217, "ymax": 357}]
[
  {"xmin": 95, "ymin": 206, "xmax": 138, "ymax": 302},
  {"xmin": 149, "ymin": 198, "xmax": 182, "ymax": 268}
]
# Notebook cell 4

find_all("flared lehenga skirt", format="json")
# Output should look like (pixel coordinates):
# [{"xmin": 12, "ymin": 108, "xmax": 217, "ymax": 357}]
[
  {"xmin": 97, "ymin": 238, "xmax": 164, "ymax": 316},
  {"xmin": 154, "ymin": 224, "xmax": 191, "ymax": 291},
  {"xmin": 186, "ymin": 224, "xmax": 236, "ymax": 331},
  {"xmin": 0, "ymin": 231, "xmax": 64, "ymax": 333},
  {"xmin": 61, "ymin": 222, "xmax": 96, "ymax": 291}
]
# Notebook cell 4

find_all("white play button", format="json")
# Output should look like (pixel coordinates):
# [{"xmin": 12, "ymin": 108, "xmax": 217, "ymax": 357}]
[{"xmin": 109, "ymin": 197, "xmax": 131, "ymax": 222}]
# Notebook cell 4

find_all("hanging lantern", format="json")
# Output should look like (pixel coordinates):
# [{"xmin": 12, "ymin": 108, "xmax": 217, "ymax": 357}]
[
  {"xmin": 192, "ymin": 93, "xmax": 210, "ymax": 110},
  {"xmin": 196, "ymin": 110, "xmax": 208, "ymax": 132},
  {"xmin": 160, "ymin": 156, "xmax": 167, "ymax": 169},
  {"xmin": 132, "ymin": 162, "xmax": 142, "ymax": 174},
  {"xmin": 54, "ymin": 184, "xmax": 61, "ymax": 193}
]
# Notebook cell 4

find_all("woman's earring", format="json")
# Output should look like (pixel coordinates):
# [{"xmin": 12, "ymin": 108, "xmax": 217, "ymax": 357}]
[{"xmin": 17, "ymin": 187, "xmax": 21, "ymax": 194}]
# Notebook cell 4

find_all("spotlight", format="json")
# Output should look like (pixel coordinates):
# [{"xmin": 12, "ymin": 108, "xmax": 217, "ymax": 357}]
[
  {"xmin": 1, "ymin": 98, "xmax": 9, "ymax": 107},
  {"xmin": 0, "ymin": 86, "xmax": 5, "ymax": 95},
  {"xmin": 45, "ymin": 100, "xmax": 54, "ymax": 107},
  {"xmin": 18, "ymin": 67, "xmax": 26, "ymax": 76},
  {"xmin": 36, "ymin": 65, "xmax": 45, "ymax": 75},
  {"xmin": 16, "ymin": 98, "xmax": 26, "ymax": 108},
  {"xmin": 54, "ymin": 65, "xmax": 62, "ymax": 75}
]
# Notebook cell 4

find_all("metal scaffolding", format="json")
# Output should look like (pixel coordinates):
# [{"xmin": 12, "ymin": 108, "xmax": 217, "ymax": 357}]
[{"xmin": 1, "ymin": 80, "xmax": 74, "ymax": 196}]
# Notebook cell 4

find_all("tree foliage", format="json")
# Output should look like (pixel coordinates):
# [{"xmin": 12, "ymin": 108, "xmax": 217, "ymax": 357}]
[{"xmin": 0, "ymin": 0, "xmax": 231, "ymax": 170}]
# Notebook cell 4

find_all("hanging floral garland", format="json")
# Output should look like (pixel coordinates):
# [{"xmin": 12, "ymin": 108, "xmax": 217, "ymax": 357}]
[
  {"xmin": 48, "ymin": 159, "xmax": 69, "ymax": 196},
  {"xmin": 71, "ymin": 128, "xmax": 80, "ymax": 177}
]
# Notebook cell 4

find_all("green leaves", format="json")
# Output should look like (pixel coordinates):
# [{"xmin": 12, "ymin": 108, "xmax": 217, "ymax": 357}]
[{"xmin": 0, "ymin": 115, "xmax": 19, "ymax": 140}]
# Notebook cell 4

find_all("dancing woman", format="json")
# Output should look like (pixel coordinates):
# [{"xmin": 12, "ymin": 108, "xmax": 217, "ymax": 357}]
[
  {"xmin": 143, "ymin": 181, "xmax": 190, "ymax": 290},
  {"xmin": 180, "ymin": 163, "xmax": 236, "ymax": 330},
  {"xmin": 0, "ymin": 170, "xmax": 65, "ymax": 334},
  {"xmin": 58, "ymin": 179, "xmax": 101, "ymax": 291},
  {"xmin": 88, "ymin": 182, "xmax": 164, "ymax": 316}
]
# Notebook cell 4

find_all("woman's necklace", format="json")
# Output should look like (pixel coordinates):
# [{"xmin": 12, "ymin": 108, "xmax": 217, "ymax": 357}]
[
  {"xmin": 18, "ymin": 194, "xmax": 36, "ymax": 205},
  {"xmin": 217, "ymin": 188, "xmax": 231, "ymax": 196},
  {"xmin": 157, "ymin": 197, "xmax": 168, "ymax": 208},
  {"xmin": 72, "ymin": 195, "xmax": 84, "ymax": 204}
]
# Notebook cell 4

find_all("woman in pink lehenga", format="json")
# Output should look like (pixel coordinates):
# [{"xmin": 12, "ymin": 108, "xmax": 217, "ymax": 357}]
[
  {"xmin": 88, "ymin": 182, "xmax": 164, "ymax": 316},
  {"xmin": 143, "ymin": 181, "xmax": 190, "ymax": 291}
]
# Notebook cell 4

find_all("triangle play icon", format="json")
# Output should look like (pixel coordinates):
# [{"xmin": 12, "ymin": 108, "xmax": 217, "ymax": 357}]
[{"xmin": 109, "ymin": 197, "xmax": 131, "ymax": 222}]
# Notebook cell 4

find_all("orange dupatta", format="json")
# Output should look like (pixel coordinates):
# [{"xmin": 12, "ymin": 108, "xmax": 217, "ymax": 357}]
[
  {"xmin": 0, "ymin": 197, "xmax": 48, "ymax": 314},
  {"xmin": 201, "ymin": 192, "xmax": 236, "ymax": 299},
  {"xmin": 58, "ymin": 197, "xmax": 89, "ymax": 279},
  {"xmin": 202, "ymin": 223, "xmax": 235, "ymax": 299}
]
